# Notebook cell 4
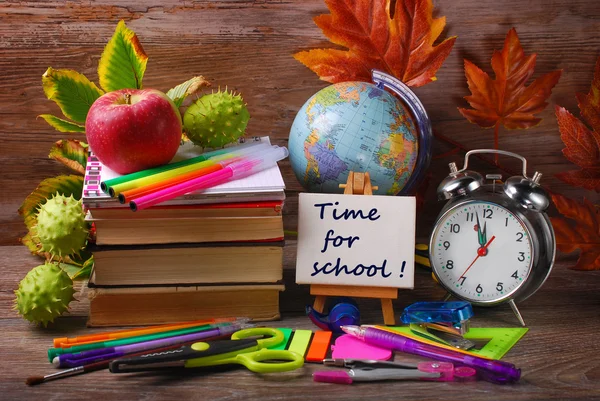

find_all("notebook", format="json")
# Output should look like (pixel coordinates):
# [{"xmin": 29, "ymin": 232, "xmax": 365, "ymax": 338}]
[{"xmin": 83, "ymin": 136, "xmax": 286, "ymax": 208}]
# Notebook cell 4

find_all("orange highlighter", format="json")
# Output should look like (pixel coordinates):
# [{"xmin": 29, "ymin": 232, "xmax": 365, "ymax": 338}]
[{"xmin": 53, "ymin": 317, "xmax": 239, "ymax": 348}]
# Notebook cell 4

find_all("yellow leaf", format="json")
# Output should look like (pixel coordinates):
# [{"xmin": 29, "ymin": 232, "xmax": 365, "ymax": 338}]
[
  {"xmin": 42, "ymin": 68, "xmax": 104, "ymax": 124},
  {"xmin": 98, "ymin": 20, "xmax": 148, "ymax": 91}
]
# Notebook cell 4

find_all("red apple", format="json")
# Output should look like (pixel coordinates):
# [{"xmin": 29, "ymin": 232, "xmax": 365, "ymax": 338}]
[{"xmin": 85, "ymin": 88, "xmax": 182, "ymax": 174}]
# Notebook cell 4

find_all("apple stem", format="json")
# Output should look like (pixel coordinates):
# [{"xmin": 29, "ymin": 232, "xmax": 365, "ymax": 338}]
[{"xmin": 124, "ymin": 93, "xmax": 131, "ymax": 105}]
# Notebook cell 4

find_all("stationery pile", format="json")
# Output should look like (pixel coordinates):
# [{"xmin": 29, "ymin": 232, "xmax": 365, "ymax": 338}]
[
  {"xmin": 28, "ymin": 321, "xmax": 310, "ymax": 386},
  {"xmin": 82, "ymin": 138, "xmax": 288, "ymax": 326}
]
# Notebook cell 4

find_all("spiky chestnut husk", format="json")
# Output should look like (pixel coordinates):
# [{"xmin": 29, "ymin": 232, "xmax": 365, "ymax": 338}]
[
  {"xmin": 183, "ymin": 89, "xmax": 250, "ymax": 148},
  {"xmin": 35, "ymin": 194, "xmax": 88, "ymax": 258},
  {"xmin": 14, "ymin": 263, "xmax": 76, "ymax": 326}
]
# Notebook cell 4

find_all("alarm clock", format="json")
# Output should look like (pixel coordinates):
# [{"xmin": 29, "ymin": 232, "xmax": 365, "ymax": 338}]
[{"xmin": 429, "ymin": 149, "xmax": 556, "ymax": 326}]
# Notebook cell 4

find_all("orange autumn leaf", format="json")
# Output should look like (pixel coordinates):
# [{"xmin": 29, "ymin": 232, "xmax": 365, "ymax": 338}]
[
  {"xmin": 550, "ymin": 193, "xmax": 600, "ymax": 270},
  {"xmin": 555, "ymin": 57, "xmax": 600, "ymax": 192},
  {"xmin": 294, "ymin": 0, "xmax": 456, "ymax": 87},
  {"xmin": 458, "ymin": 28, "xmax": 562, "ymax": 150}
]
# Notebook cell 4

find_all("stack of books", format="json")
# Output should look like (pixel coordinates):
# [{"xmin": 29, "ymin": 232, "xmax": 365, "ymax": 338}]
[{"xmin": 83, "ymin": 138, "xmax": 286, "ymax": 327}]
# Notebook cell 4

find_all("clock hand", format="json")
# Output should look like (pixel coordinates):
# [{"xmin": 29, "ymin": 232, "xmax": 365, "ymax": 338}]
[
  {"xmin": 459, "ymin": 235, "xmax": 496, "ymax": 279},
  {"xmin": 476, "ymin": 213, "xmax": 486, "ymax": 246},
  {"xmin": 481, "ymin": 221, "xmax": 487, "ymax": 245}
]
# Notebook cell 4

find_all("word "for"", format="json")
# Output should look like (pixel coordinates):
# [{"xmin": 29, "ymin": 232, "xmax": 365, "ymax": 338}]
[
  {"xmin": 320, "ymin": 229, "xmax": 360, "ymax": 253},
  {"xmin": 314, "ymin": 202, "xmax": 380, "ymax": 221}
]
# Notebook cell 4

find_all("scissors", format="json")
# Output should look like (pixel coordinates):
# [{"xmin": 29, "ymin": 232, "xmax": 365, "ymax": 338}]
[{"xmin": 109, "ymin": 327, "xmax": 304, "ymax": 374}]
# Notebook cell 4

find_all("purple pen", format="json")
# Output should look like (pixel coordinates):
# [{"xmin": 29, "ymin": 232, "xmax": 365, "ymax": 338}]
[
  {"xmin": 341, "ymin": 325, "xmax": 521, "ymax": 384},
  {"xmin": 53, "ymin": 323, "xmax": 244, "ymax": 368}
]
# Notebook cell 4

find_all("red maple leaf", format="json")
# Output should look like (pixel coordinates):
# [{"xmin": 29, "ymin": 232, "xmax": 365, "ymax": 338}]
[
  {"xmin": 458, "ymin": 28, "xmax": 562, "ymax": 150},
  {"xmin": 550, "ymin": 193, "xmax": 600, "ymax": 270},
  {"xmin": 293, "ymin": 0, "xmax": 456, "ymax": 87},
  {"xmin": 555, "ymin": 57, "xmax": 600, "ymax": 191}
]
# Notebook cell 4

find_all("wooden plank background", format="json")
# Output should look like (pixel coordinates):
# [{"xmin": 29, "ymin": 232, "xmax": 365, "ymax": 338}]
[
  {"xmin": 1, "ymin": 0, "xmax": 599, "ymax": 246},
  {"xmin": 1, "ymin": 1, "xmax": 600, "ymax": 399}
]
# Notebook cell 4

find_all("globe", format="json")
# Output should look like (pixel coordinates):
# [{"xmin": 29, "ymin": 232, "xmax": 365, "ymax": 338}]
[{"xmin": 289, "ymin": 81, "xmax": 420, "ymax": 195}]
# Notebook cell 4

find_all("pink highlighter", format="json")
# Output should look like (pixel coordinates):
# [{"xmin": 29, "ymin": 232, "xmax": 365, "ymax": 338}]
[{"xmin": 313, "ymin": 359, "xmax": 476, "ymax": 384}]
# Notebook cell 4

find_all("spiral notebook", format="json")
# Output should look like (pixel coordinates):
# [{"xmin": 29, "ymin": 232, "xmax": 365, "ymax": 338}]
[{"xmin": 82, "ymin": 136, "xmax": 286, "ymax": 209}]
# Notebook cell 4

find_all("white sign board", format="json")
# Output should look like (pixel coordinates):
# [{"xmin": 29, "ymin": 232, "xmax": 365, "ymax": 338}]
[{"xmin": 295, "ymin": 193, "xmax": 415, "ymax": 288}]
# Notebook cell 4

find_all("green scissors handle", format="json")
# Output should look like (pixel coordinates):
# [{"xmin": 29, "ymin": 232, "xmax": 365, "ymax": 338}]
[
  {"xmin": 207, "ymin": 348, "xmax": 304, "ymax": 373},
  {"xmin": 231, "ymin": 327, "xmax": 284, "ymax": 347}
]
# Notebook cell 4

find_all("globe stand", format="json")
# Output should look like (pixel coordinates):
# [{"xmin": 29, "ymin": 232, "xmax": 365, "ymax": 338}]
[{"xmin": 309, "ymin": 171, "xmax": 398, "ymax": 325}]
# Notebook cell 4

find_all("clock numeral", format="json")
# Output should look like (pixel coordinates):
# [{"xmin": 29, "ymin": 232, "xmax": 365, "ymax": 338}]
[
  {"xmin": 443, "ymin": 241, "xmax": 450, "ymax": 250},
  {"xmin": 450, "ymin": 224, "xmax": 460, "ymax": 233},
  {"xmin": 476, "ymin": 284, "xmax": 483, "ymax": 294},
  {"xmin": 483, "ymin": 209, "xmax": 493, "ymax": 219},
  {"xmin": 466, "ymin": 212, "xmax": 474, "ymax": 222},
  {"xmin": 516, "ymin": 232, "xmax": 524, "ymax": 242},
  {"xmin": 505, "ymin": 217, "xmax": 509, "ymax": 227},
  {"xmin": 459, "ymin": 276, "xmax": 466, "ymax": 286},
  {"xmin": 517, "ymin": 252, "xmax": 525, "ymax": 262},
  {"xmin": 511, "ymin": 270, "xmax": 519, "ymax": 279},
  {"xmin": 496, "ymin": 282, "xmax": 504, "ymax": 292},
  {"xmin": 445, "ymin": 260, "xmax": 454, "ymax": 269}
]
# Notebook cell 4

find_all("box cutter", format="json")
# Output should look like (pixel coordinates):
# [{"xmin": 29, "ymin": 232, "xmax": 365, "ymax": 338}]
[
  {"xmin": 313, "ymin": 358, "xmax": 476, "ymax": 384},
  {"xmin": 109, "ymin": 328, "xmax": 304, "ymax": 374}
]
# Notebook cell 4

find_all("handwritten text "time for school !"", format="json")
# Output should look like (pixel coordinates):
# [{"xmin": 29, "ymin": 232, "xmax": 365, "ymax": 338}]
[{"xmin": 311, "ymin": 202, "xmax": 406, "ymax": 279}]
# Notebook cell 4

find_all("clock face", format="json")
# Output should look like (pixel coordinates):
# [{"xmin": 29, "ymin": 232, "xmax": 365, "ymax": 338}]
[{"xmin": 430, "ymin": 201, "xmax": 534, "ymax": 303}]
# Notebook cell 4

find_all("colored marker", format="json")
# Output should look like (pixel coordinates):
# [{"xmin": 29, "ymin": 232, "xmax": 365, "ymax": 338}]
[
  {"xmin": 130, "ymin": 146, "xmax": 288, "ymax": 211},
  {"xmin": 118, "ymin": 143, "xmax": 271, "ymax": 204},
  {"xmin": 101, "ymin": 141, "xmax": 264, "ymax": 193},
  {"xmin": 107, "ymin": 142, "xmax": 270, "ymax": 196}
]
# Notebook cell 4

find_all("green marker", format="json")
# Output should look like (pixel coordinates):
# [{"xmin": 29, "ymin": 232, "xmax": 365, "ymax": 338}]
[{"xmin": 48, "ymin": 323, "xmax": 218, "ymax": 361}]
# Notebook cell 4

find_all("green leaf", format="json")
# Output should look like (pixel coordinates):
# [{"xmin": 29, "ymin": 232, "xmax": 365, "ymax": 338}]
[
  {"xmin": 59, "ymin": 256, "xmax": 92, "ymax": 280},
  {"xmin": 166, "ymin": 76, "xmax": 211, "ymax": 108},
  {"xmin": 18, "ymin": 175, "xmax": 84, "ymax": 230},
  {"xmin": 42, "ymin": 68, "xmax": 104, "ymax": 124},
  {"xmin": 49, "ymin": 140, "xmax": 89, "ymax": 174},
  {"xmin": 38, "ymin": 114, "xmax": 85, "ymax": 133},
  {"xmin": 98, "ymin": 20, "xmax": 148, "ymax": 91},
  {"xmin": 73, "ymin": 257, "xmax": 94, "ymax": 280},
  {"xmin": 59, "ymin": 262, "xmax": 82, "ymax": 279}
]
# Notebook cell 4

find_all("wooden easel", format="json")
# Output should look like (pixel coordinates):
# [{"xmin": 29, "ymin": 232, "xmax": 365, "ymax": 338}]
[{"xmin": 309, "ymin": 171, "xmax": 398, "ymax": 325}]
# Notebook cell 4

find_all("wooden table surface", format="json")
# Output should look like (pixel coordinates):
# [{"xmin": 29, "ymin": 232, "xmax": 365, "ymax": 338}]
[
  {"xmin": 1, "ymin": 244, "xmax": 599, "ymax": 400},
  {"xmin": 2, "ymin": 0, "xmax": 600, "ymax": 399}
]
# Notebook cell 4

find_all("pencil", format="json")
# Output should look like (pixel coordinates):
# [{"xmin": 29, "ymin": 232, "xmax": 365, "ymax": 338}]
[
  {"xmin": 47, "ymin": 323, "xmax": 225, "ymax": 361},
  {"xmin": 53, "ymin": 317, "xmax": 235, "ymax": 348}
]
